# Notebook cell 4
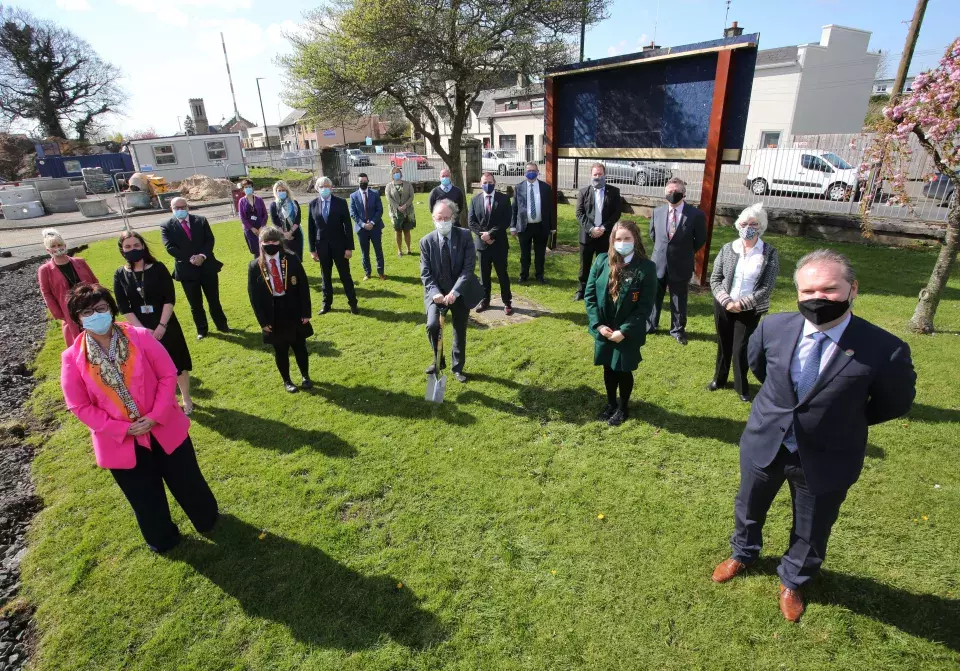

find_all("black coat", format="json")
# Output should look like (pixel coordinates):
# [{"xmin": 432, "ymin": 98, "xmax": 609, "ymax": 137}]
[
  {"xmin": 742, "ymin": 312, "xmax": 916, "ymax": 494},
  {"xmin": 649, "ymin": 203, "xmax": 707, "ymax": 282},
  {"xmin": 160, "ymin": 214, "xmax": 223, "ymax": 281},
  {"xmin": 468, "ymin": 190, "xmax": 511, "ymax": 255},
  {"xmin": 307, "ymin": 196, "xmax": 355, "ymax": 256},
  {"xmin": 575, "ymin": 183, "xmax": 621, "ymax": 247},
  {"xmin": 247, "ymin": 252, "xmax": 313, "ymax": 345}
]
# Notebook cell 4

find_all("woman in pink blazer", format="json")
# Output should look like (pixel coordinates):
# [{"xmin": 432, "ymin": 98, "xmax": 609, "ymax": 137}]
[
  {"xmin": 60, "ymin": 283, "xmax": 218, "ymax": 553},
  {"xmin": 38, "ymin": 229, "xmax": 101, "ymax": 346}
]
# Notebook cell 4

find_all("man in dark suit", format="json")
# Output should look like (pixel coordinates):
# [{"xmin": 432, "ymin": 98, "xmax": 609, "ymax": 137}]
[
  {"xmin": 308, "ymin": 177, "xmax": 359, "ymax": 315},
  {"xmin": 428, "ymin": 167, "xmax": 466, "ymax": 226},
  {"xmin": 421, "ymin": 199, "xmax": 484, "ymax": 383},
  {"xmin": 510, "ymin": 161, "xmax": 555, "ymax": 284},
  {"xmin": 712, "ymin": 249, "xmax": 916, "ymax": 622},
  {"xmin": 348, "ymin": 173, "xmax": 386, "ymax": 281},
  {"xmin": 574, "ymin": 162, "xmax": 620, "ymax": 301},
  {"xmin": 468, "ymin": 172, "xmax": 513, "ymax": 315},
  {"xmin": 160, "ymin": 197, "xmax": 229, "ymax": 340},
  {"xmin": 646, "ymin": 177, "xmax": 707, "ymax": 345}
]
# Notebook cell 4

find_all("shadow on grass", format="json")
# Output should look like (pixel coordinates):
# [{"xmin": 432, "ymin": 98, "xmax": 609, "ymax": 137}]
[
  {"xmin": 352, "ymin": 285, "xmax": 406, "ymax": 299},
  {"xmin": 206, "ymin": 330, "xmax": 340, "ymax": 358},
  {"xmin": 356, "ymin": 307, "xmax": 426, "ymax": 325},
  {"xmin": 908, "ymin": 402, "xmax": 960, "ymax": 424},
  {"xmin": 313, "ymin": 381, "xmax": 476, "ymax": 426},
  {"xmin": 173, "ymin": 514, "xmax": 445, "ymax": 651},
  {"xmin": 191, "ymin": 406, "xmax": 356, "ymax": 457}
]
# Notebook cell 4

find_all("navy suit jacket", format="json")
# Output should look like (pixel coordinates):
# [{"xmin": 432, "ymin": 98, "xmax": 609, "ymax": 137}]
[
  {"xmin": 741, "ymin": 312, "xmax": 916, "ymax": 494},
  {"xmin": 349, "ymin": 188, "xmax": 385, "ymax": 232},
  {"xmin": 160, "ymin": 214, "xmax": 222, "ymax": 281},
  {"xmin": 420, "ymin": 228, "xmax": 484, "ymax": 310},
  {"xmin": 649, "ymin": 203, "xmax": 707, "ymax": 282},
  {"xmin": 307, "ymin": 196, "xmax": 355, "ymax": 255},
  {"xmin": 468, "ymin": 191, "xmax": 511, "ymax": 253}
]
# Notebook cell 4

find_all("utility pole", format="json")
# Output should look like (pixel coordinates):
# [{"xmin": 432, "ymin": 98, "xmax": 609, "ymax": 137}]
[
  {"xmin": 574, "ymin": 0, "xmax": 587, "ymax": 188},
  {"xmin": 221, "ymin": 32, "xmax": 241, "ymax": 125},
  {"xmin": 255, "ymin": 77, "xmax": 271, "ymax": 151},
  {"xmin": 891, "ymin": 0, "xmax": 928, "ymax": 101}
]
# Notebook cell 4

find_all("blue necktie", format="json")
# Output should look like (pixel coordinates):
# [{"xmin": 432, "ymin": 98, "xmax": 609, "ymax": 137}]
[
  {"xmin": 529, "ymin": 183, "xmax": 537, "ymax": 221},
  {"xmin": 322, "ymin": 199, "xmax": 329, "ymax": 220},
  {"xmin": 784, "ymin": 332, "xmax": 829, "ymax": 453}
]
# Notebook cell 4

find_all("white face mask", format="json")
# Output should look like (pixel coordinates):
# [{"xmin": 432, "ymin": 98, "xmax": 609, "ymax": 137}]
[{"xmin": 434, "ymin": 220, "xmax": 453, "ymax": 235}]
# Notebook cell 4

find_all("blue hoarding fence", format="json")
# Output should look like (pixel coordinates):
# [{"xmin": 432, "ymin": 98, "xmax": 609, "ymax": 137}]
[{"xmin": 36, "ymin": 153, "xmax": 135, "ymax": 179}]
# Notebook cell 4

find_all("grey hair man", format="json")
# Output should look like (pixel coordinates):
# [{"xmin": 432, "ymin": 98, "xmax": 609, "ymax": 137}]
[
  {"xmin": 428, "ymin": 166, "xmax": 466, "ymax": 222},
  {"xmin": 510, "ymin": 160, "xmax": 556, "ymax": 284},
  {"xmin": 308, "ymin": 175, "xmax": 358, "ymax": 314},
  {"xmin": 712, "ymin": 248, "xmax": 916, "ymax": 623},
  {"xmin": 646, "ymin": 176, "xmax": 707, "ymax": 345},
  {"xmin": 160, "ymin": 195, "xmax": 229, "ymax": 338},
  {"xmin": 420, "ymin": 199, "xmax": 484, "ymax": 383}
]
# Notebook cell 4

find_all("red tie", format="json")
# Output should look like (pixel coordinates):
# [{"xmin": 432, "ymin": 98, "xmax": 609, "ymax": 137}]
[
  {"xmin": 363, "ymin": 191, "xmax": 368, "ymax": 221},
  {"xmin": 485, "ymin": 196, "xmax": 492, "ymax": 214},
  {"xmin": 181, "ymin": 220, "xmax": 192, "ymax": 240},
  {"xmin": 269, "ymin": 258, "xmax": 283, "ymax": 294}
]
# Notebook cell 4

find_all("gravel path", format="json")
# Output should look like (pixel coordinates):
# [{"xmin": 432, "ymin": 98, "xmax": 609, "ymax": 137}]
[{"xmin": 0, "ymin": 258, "xmax": 56, "ymax": 671}]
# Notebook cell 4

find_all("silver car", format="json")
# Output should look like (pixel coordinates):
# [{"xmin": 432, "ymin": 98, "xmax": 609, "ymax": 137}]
[{"xmin": 602, "ymin": 160, "xmax": 673, "ymax": 187}]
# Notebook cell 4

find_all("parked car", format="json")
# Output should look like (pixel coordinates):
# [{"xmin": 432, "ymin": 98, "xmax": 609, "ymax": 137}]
[
  {"xmin": 344, "ymin": 148, "xmax": 371, "ymax": 166},
  {"xmin": 390, "ymin": 152, "xmax": 429, "ymax": 169},
  {"xmin": 482, "ymin": 150, "xmax": 526, "ymax": 176},
  {"xmin": 923, "ymin": 172, "xmax": 956, "ymax": 206},
  {"xmin": 601, "ymin": 160, "xmax": 673, "ymax": 187},
  {"xmin": 744, "ymin": 149, "xmax": 860, "ymax": 201}
]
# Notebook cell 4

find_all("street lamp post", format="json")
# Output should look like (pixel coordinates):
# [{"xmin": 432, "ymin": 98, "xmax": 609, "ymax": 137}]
[
  {"xmin": 177, "ymin": 116, "xmax": 182, "ymax": 132},
  {"xmin": 255, "ymin": 77, "xmax": 272, "ymax": 151}
]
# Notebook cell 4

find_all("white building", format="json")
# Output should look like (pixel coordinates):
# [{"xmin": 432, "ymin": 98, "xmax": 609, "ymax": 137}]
[
  {"xmin": 246, "ymin": 125, "xmax": 281, "ymax": 149},
  {"xmin": 742, "ymin": 25, "xmax": 880, "ymax": 148},
  {"xmin": 873, "ymin": 76, "xmax": 915, "ymax": 96}
]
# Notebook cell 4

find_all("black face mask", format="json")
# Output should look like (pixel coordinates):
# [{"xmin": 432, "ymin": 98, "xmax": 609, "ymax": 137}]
[
  {"xmin": 262, "ymin": 244, "xmax": 282, "ymax": 256},
  {"xmin": 665, "ymin": 191, "xmax": 684, "ymax": 205},
  {"xmin": 359, "ymin": 182, "xmax": 368, "ymax": 190},
  {"xmin": 797, "ymin": 294, "xmax": 852, "ymax": 325},
  {"xmin": 123, "ymin": 249, "xmax": 146, "ymax": 263}
]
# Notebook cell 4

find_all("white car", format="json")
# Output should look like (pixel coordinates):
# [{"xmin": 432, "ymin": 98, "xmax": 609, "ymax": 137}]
[
  {"xmin": 744, "ymin": 149, "xmax": 860, "ymax": 201},
  {"xmin": 344, "ymin": 148, "xmax": 371, "ymax": 166},
  {"xmin": 482, "ymin": 150, "xmax": 526, "ymax": 176}
]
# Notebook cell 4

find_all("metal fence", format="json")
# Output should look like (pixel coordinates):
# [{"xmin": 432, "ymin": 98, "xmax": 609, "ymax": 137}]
[
  {"xmin": 243, "ymin": 149, "xmax": 452, "ymax": 188},
  {"xmin": 554, "ymin": 134, "xmax": 950, "ymax": 223}
]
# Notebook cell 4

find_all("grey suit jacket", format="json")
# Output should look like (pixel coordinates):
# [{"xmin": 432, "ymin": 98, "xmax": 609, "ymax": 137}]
[
  {"xmin": 420, "ymin": 228, "xmax": 484, "ymax": 309},
  {"xmin": 649, "ymin": 202, "xmax": 707, "ymax": 282},
  {"xmin": 510, "ymin": 180, "xmax": 555, "ymax": 234}
]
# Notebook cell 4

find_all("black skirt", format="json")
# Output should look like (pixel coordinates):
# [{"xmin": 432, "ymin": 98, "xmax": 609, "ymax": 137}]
[{"xmin": 263, "ymin": 293, "xmax": 313, "ymax": 346}]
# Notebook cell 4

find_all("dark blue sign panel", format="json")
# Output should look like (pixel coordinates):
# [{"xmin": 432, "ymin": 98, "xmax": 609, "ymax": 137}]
[{"xmin": 547, "ymin": 34, "xmax": 758, "ymax": 163}]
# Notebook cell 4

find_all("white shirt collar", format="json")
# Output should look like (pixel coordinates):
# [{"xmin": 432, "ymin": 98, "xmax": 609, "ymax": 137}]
[
  {"xmin": 733, "ymin": 238, "xmax": 764, "ymax": 256},
  {"xmin": 440, "ymin": 183, "xmax": 452, "ymax": 191},
  {"xmin": 803, "ymin": 311, "xmax": 852, "ymax": 344},
  {"xmin": 266, "ymin": 252, "xmax": 281, "ymax": 264},
  {"xmin": 623, "ymin": 252, "xmax": 634, "ymax": 264}
]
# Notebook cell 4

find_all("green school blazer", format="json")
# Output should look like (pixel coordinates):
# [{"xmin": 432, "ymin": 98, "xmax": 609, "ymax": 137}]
[{"xmin": 584, "ymin": 254, "xmax": 658, "ymax": 372}]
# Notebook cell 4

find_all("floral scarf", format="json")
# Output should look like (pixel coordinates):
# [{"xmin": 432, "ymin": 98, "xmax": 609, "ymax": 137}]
[{"xmin": 83, "ymin": 325, "xmax": 141, "ymax": 420}]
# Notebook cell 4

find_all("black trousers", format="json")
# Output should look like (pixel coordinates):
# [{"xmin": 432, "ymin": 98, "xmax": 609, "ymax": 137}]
[
  {"xmin": 110, "ymin": 435, "xmax": 218, "ymax": 553},
  {"xmin": 731, "ymin": 446, "xmax": 848, "ymax": 589},
  {"xmin": 519, "ymin": 223, "xmax": 549, "ymax": 281},
  {"xmin": 713, "ymin": 300, "xmax": 761, "ymax": 394},
  {"xmin": 317, "ymin": 246, "xmax": 357, "ymax": 308},
  {"xmin": 578, "ymin": 241, "xmax": 608, "ymax": 291},
  {"xmin": 426, "ymin": 299, "xmax": 469, "ymax": 374},
  {"xmin": 273, "ymin": 339, "xmax": 309, "ymax": 382},
  {"xmin": 180, "ymin": 273, "xmax": 228, "ymax": 336},
  {"xmin": 479, "ymin": 246, "xmax": 512, "ymax": 305},
  {"xmin": 648, "ymin": 275, "xmax": 689, "ymax": 336}
]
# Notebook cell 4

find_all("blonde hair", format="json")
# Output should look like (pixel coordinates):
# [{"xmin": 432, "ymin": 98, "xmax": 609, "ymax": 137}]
[
  {"xmin": 42, "ymin": 228, "xmax": 65, "ymax": 248},
  {"xmin": 272, "ymin": 180, "xmax": 290, "ymax": 200},
  {"xmin": 734, "ymin": 203, "xmax": 768, "ymax": 236}
]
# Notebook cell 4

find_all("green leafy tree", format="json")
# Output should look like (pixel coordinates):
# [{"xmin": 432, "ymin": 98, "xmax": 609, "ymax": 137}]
[
  {"xmin": 183, "ymin": 114, "xmax": 196, "ymax": 135},
  {"xmin": 279, "ymin": 0, "xmax": 609, "ymax": 190}
]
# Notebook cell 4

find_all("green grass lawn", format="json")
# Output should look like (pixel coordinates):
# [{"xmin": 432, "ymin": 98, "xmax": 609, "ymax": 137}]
[
  {"xmin": 22, "ymin": 197, "xmax": 960, "ymax": 670},
  {"xmin": 247, "ymin": 167, "xmax": 314, "ymax": 190}
]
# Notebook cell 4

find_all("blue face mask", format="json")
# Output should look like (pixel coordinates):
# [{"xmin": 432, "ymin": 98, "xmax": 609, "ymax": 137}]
[
  {"xmin": 319, "ymin": 188, "xmax": 332, "ymax": 199},
  {"xmin": 277, "ymin": 191, "xmax": 287, "ymax": 200},
  {"xmin": 613, "ymin": 241, "xmax": 634, "ymax": 256},
  {"xmin": 393, "ymin": 173, "xmax": 402, "ymax": 181},
  {"xmin": 440, "ymin": 177, "xmax": 451, "ymax": 187},
  {"xmin": 482, "ymin": 183, "xmax": 495, "ymax": 194},
  {"xmin": 81, "ymin": 311, "xmax": 113, "ymax": 335},
  {"xmin": 526, "ymin": 171, "xmax": 538, "ymax": 181},
  {"xmin": 174, "ymin": 209, "xmax": 188, "ymax": 220},
  {"xmin": 244, "ymin": 186, "xmax": 254, "ymax": 195}
]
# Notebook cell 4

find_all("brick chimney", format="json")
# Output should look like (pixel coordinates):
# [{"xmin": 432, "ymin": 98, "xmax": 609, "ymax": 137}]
[
  {"xmin": 724, "ymin": 21, "xmax": 743, "ymax": 38},
  {"xmin": 641, "ymin": 41, "xmax": 661, "ymax": 52}
]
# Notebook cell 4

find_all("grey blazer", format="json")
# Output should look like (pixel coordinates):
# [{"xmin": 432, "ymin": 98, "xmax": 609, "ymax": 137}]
[
  {"xmin": 419, "ymin": 228, "xmax": 484, "ymax": 309},
  {"xmin": 510, "ymin": 180, "xmax": 555, "ymax": 234},
  {"xmin": 649, "ymin": 203, "xmax": 707, "ymax": 282},
  {"xmin": 709, "ymin": 240, "xmax": 780, "ymax": 314}
]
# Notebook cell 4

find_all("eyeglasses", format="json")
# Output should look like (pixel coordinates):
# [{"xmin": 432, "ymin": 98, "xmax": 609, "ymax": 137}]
[{"xmin": 78, "ymin": 304, "xmax": 111, "ymax": 318}]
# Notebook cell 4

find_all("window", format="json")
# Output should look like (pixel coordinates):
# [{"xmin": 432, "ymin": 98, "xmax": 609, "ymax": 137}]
[
  {"xmin": 505, "ymin": 100, "xmax": 518, "ymax": 111},
  {"xmin": 531, "ymin": 98, "xmax": 544, "ymax": 110},
  {"xmin": 152, "ymin": 144, "xmax": 177, "ymax": 165},
  {"xmin": 801, "ymin": 154, "xmax": 833, "ymax": 173},
  {"xmin": 759, "ymin": 131, "xmax": 781, "ymax": 148},
  {"xmin": 821, "ymin": 152, "xmax": 852, "ymax": 170},
  {"xmin": 63, "ymin": 159, "xmax": 82, "ymax": 174},
  {"xmin": 498, "ymin": 135, "xmax": 517, "ymax": 151},
  {"xmin": 205, "ymin": 140, "xmax": 227, "ymax": 161}
]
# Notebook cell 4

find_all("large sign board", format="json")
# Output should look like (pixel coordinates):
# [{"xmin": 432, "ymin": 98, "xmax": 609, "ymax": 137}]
[{"xmin": 546, "ymin": 34, "xmax": 758, "ymax": 163}]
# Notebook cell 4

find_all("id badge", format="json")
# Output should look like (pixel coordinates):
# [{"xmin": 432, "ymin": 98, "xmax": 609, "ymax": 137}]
[
  {"xmin": 250, "ymin": 216, "xmax": 258, "ymax": 221},
  {"xmin": 140, "ymin": 305, "xmax": 154, "ymax": 314}
]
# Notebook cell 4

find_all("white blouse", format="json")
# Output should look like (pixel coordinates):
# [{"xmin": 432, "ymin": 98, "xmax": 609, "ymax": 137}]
[{"xmin": 730, "ymin": 239, "xmax": 765, "ymax": 300}]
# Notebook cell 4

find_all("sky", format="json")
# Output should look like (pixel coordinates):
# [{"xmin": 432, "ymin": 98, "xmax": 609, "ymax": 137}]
[{"xmin": 7, "ymin": 0, "xmax": 959, "ymax": 138}]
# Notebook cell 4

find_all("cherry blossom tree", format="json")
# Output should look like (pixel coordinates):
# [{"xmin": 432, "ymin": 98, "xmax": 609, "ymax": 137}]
[{"xmin": 861, "ymin": 38, "xmax": 960, "ymax": 333}]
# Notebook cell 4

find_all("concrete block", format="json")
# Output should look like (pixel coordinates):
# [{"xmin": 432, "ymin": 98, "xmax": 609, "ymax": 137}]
[
  {"xmin": 1, "ymin": 201, "xmax": 45, "ymax": 220},
  {"xmin": 70, "ymin": 185, "xmax": 87, "ymax": 200},
  {"xmin": 0, "ymin": 186, "xmax": 41, "ymax": 206},
  {"xmin": 40, "ymin": 188, "xmax": 80, "ymax": 213},
  {"xmin": 23, "ymin": 177, "xmax": 71, "ymax": 192}
]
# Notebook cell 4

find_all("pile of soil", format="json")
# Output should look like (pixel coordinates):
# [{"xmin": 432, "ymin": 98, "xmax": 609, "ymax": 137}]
[
  {"xmin": 174, "ymin": 174, "xmax": 236, "ymax": 201},
  {"xmin": 0, "ymin": 259, "xmax": 57, "ymax": 671}
]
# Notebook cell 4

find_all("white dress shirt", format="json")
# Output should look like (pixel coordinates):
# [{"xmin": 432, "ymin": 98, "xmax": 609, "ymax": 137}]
[
  {"xmin": 265, "ymin": 252, "xmax": 285, "ymax": 296},
  {"xmin": 730, "ymin": 239, "xmax": 765, "ymax": 300},
  {"xmin": 790, "ymin": 312, "xmax": 852, "ymax": 385},
  {"xmin": 594, "ymin": 186, "xmax": 605, "ymax": 230},
  {"xmin": 527, "ymin": 180, "xmax": 542, "ymax": 224}
]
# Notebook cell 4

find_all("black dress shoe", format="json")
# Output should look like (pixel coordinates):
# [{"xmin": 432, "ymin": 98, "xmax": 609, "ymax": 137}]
[
  {"xmin": 318, "ymin": 305, "xmax": 331, "ymax": 315},
  {"xmin": 675, "ymin": 334, "xmax": 688, "ymax": 346},
  {"xmin": 475, "ymin": 300, "xmax": 490, "ymax": 313},
  {"xmin": 453, "ymin": 371, "xmax": 467, "ymax": 383},
  {"xmin": 283, "ymin": 381, "xmax": 299, "ymax": 393},
  {"xmin": 738, "ymin": 393, "xmax": 751, "ymax": 403},
  {"xmin": 573, "ymin": 291, "xmax": 585, "ymax": 301},
  {"xmin": 196, "ymin": 333, "xmax": 206, "ymax": 341},
  {"xmin": 706, "ymin": 380, "xmax": 724, "ymax": 392},
  {"xmin": 518, "ymin": 278, "xmax": 528, "ymax": 285},
  {"xmin": 537, "ymin": 278, "xmax": 546, "ymax": 284},
  {"xmin": 598, "ymin": 403, "xmax": 617, "ymax": 420},
  {"xmin": 218, "ymin": 326, "xmax": 232, "ymax": 333},
  {"xmin": 350, "ymin": 305, "xmax": 360, "ymax": 315},
  {"xmin": 607, "ymin": 409, "xmax": 628, "ymax": 427},
  {"xmin": 301, "ymin": 379, "xmax": 313, "ymax": 390}
]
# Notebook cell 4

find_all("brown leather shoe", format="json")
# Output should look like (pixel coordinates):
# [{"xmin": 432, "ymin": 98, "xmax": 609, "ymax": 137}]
[
  {"xmin": 712, "ymin": 558, "xmax": 749, "ymax": 583},
  {"xmin": 779, "ymin": 584, "xmax": 805, "ymax": 622}
]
